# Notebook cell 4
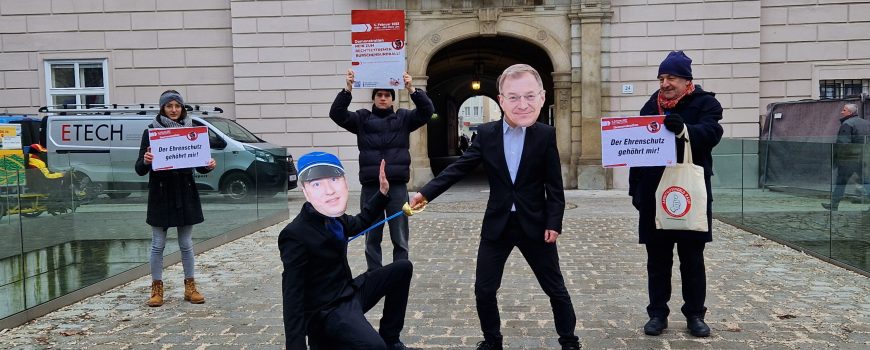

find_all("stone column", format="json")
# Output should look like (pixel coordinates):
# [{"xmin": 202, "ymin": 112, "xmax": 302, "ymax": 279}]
[
  {"xmin": 552, "ymin": 72, "xmax": 573, "ymax": 183},
  {"xmin": 576, "ymin": 2, "xmax": 612, "ymax": 189},
  {"xmin": 568, "ymin": 13, "xmax": 583, "ymax": 190},
  {"xmin": 407, "ymin": 75, "xmax": 433, "ymax": 191}
]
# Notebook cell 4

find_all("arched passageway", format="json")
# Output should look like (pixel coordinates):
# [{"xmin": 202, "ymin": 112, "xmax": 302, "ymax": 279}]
[{"xmin": 425, "ymin": 35, "xmax": 554, "ymax": 173}]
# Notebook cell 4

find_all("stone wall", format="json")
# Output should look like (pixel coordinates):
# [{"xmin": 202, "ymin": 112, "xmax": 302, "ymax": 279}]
[
  {"xmin": 0, "ymin": 0, "xmax": 235, "ymax": 116},
  {"xmin": 230, "ymin": 0, "xmax": 368, "ymax": 187},
  {"xmin": 603, "ymin": 0, "xmax": 762, "ymax": 139}
]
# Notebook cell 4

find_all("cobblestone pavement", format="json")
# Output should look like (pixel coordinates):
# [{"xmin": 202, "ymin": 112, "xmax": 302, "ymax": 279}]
[{"xmin": 2, "ymin": 182, "xmax": 869, "ymax": 349}]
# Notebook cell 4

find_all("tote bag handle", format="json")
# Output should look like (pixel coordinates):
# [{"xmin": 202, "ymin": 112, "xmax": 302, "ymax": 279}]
[{"xmin": 676, "ymin": 128, "xmax": 693, "ymax": 165}]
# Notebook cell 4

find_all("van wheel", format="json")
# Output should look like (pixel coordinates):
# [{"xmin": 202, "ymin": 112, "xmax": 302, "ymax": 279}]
[
  {"xmin": 107, "ymin": 192, "xmax": 131, "ymax": 199},
  {"xmin": 222, "ymin": 173, "xmax": 253, "ymax": 201}
]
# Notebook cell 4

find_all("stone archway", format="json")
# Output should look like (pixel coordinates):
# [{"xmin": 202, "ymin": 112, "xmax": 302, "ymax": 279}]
[{"xmin": 404, "ymin": 14, "xmax": 574, "ymax": 189}]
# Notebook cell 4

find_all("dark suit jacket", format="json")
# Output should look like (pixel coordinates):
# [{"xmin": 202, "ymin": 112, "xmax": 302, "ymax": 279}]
[
  {"xmin": 278, "ymin": 192, "xmax": 389, "ymax": 350},
  {"xmin": 420, "ymin": 120, "xmax": 565, "ymax": 240}
]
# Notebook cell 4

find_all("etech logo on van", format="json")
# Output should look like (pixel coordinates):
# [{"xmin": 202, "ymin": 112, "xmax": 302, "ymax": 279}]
[{"xmin": 61, "ymin": 123, "xmax": 123, "ymax": 142}]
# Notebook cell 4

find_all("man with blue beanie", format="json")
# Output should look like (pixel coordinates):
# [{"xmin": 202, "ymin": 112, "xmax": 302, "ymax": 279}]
[
  {"xmin": 278, "ymin": 152, "xmax": 416, "ymax": 350},
  {"xmin": 629, "ymin": 51, "xmax": 723, "ymax": 338}
]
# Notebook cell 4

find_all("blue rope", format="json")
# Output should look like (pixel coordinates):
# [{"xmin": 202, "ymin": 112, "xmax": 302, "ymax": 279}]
[{"xmin": 347, "ymin": 211, "xmax": 404, "ymax": 242}]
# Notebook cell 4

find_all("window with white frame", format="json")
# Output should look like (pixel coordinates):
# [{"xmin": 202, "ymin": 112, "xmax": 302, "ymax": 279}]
[{"xmin": 44, "ymin": 59, "xmax": 109, "ymax": 107}]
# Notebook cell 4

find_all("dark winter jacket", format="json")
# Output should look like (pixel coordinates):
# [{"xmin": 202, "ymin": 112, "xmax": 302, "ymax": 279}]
[
  {"xmin": 134, "ymin": 120, "xmax": 212, "ymax": 228},
  {"xmin": 329, "ymin": 89, "xmax": 434, "ymax": 185},
  {"xmin": 834, "ymin": 114, "xmax": 870, "ymax": 161},
  {"xmin": 278, "ymin": 192, "xmax": 389, "ymax": 350},
  {"xmin": 628, "ymin": 86, "xmax": 723, "ymax": 243}
]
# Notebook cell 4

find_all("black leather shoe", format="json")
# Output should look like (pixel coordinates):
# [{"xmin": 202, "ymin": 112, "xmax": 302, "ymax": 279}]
[
  {"xmin": 475, "ymin": 340, "xmax": 504, "ymax": 350},
  {"xmin": 561, "ymin": 341, "xmax": 582, "ymax": 350},
  {"xmin": 643, "ymin": 316, "xmax": 668, "ymax": 336},
  {"xmin": 687, "ymin": 317, "xmax": 711, "ymax": 337},
  {"xmin": 822, "ymin": 202, "xmax": 838, "ymax": 211}
]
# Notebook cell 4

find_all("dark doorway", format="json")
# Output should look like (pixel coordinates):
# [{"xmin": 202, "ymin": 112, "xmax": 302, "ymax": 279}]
[{"xmin": 425, "ymin": 35, "xmax": 554, "ymax": 174}]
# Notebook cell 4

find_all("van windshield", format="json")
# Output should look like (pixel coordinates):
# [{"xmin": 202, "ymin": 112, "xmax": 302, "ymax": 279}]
[{"xmin": 203, "ymin": 117, "xmax": 262, "ymax": 143}]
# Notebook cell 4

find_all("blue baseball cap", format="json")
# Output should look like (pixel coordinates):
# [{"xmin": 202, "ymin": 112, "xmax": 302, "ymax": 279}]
[{"xmin": 297, "ymin": 152, "xmax": 345, "ymax": 182}]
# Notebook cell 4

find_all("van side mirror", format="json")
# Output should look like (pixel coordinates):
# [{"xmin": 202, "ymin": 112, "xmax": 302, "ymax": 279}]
[{"xmin": 210, "ymin": 136, "xmax": 227, "ymax": 150}]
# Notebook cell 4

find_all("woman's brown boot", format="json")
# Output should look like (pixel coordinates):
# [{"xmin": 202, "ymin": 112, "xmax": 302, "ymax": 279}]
[
  {"xmin": 147, "ymin": 280, "xmax": 164, "ymax": 307},
  {"xmin": 183, "ymin": 278, "xmax": 205, "ymax": 304}
]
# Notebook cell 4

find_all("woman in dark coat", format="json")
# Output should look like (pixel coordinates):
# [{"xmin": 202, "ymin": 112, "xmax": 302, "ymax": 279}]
[
  {"xmin": 629, "ymin": 51, "xmax": 723, "ymax": 338},
  {"xmin": 135, "ymin": 90, "xmax": 216, "ymax": 307}
]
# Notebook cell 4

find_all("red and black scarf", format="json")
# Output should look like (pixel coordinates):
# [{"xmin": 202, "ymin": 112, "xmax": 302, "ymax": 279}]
[{"xmin": 657, "ymin": 83, "xmax": 695, "ymax": 115}]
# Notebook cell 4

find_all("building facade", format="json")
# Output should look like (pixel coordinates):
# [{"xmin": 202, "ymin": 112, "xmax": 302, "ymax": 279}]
[{"xmin": 1, "ymin": 0, "xmax": 869, "ymax": 189}]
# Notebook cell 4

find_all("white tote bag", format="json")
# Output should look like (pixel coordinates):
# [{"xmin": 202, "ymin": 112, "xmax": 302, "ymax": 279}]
[{"xmin": 654, "ymin": 129, "xmax": 708, "ymax": 232}]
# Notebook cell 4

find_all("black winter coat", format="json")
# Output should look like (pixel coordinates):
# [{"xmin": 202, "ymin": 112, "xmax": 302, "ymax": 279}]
[
  {"xmin": 628, "ymin": 86, "xmax": 723, "ymax": 243},
  {"xmin": 135, "ymin": 128, "xmax": 212, "ymax": 228},
  {"xmin": 278, "ymin": 192, "xmax": 389, "ymax": 350},
  {"xmin": 329, "ymin": 89, "xmax": 434, "ymax": 185}
]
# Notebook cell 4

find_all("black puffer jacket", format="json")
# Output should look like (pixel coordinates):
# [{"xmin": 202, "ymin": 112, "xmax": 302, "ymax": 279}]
[
  {"xmin": 628, "ymin": 86, "xmax": 723, "ymax": 243},
  {"xmin": 134, "ymin": 120, "xmax": 212, "ymax": 228},
  {"xmin": 329, "ymin": 89, "xmax": 434, "ymax": 185}
]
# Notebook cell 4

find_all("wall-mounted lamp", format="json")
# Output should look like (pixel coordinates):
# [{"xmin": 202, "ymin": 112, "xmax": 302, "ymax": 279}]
[{"xmin": 470, "ymin": 61, "xmax": 482, "ymax": 91}]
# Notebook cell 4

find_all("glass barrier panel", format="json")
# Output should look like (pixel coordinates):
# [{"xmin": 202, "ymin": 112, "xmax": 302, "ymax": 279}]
[
  {"xmin": 256, "ymin": 151, "xmax": 290, "ymax": 220},
  {"xmin": 750, "ymin": 140, "xmax": 833, "ymax": 258},
  {"xmin": 711, "ymin": 138, "xmax": 745, "ymax": 224},
  {"xmin": 19, "ymin": 166, "xmax": 79, "ymax": 308},
  {"xmin": 830, "ymin": 142, "xmax": 870, "ymax": 271},
  {"xmin": 200, "ymin": 166, "xmax": 258, "ymax": 244},
  {"xmin": 0, "ymin": 158, "xmax": 24, "ymax": 319},
  {"xmin": 2, "ymin": 119, "xmax": 291, "ymax": 324}
]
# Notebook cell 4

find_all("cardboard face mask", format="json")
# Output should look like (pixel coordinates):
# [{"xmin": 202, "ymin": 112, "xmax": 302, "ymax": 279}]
[
  {"xmin": 301, "ymin": 175, "xmax": 349, "ymax": 218},
  {"xmin": 296, "ymin": 152, "xmax": 349, "ymax": 218}
]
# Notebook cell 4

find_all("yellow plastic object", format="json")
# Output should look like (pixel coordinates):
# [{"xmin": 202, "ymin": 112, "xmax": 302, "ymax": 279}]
[
  {"xmin": 402, "ymin": 201, "xmax": 427, "ymax": 216},
  {"xmin": 28, "ymin": 155, "xmax": 64, "ymax": 179}
]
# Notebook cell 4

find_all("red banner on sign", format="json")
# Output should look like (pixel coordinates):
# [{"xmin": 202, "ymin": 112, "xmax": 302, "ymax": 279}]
[{"xmin": 351, "ymin": 10, "xmax": 405, "ymax": 43}]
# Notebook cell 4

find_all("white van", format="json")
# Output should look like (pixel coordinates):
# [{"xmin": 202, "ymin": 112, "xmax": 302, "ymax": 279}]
[{"xmin": 39, "ymin": 105, "xmax": 297, "ymax": 201}]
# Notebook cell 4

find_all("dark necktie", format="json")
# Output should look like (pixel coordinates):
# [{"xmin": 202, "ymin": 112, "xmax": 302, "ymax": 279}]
[{"xmin": 326, "ymin": 218, "xmax": 345, "ymax": 242}]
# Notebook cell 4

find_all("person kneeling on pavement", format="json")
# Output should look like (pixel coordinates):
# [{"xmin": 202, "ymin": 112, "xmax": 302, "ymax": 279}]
[{"xmin": 279, "ymin": 152, "xmax": 416, "ymax": 350}]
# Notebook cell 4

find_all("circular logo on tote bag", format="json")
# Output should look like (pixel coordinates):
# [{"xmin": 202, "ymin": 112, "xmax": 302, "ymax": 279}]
[{"xmin": 661, "ymin": 186, "xmax": 691, "ymax": 218}]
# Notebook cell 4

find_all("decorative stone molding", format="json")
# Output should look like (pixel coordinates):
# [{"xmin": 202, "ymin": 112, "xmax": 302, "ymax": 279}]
[{"xmin": 478, "ymin": 8, "xmax": 500, "ymax": 36}]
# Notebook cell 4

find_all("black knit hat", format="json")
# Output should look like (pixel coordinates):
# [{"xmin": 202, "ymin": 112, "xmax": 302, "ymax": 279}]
[
  {"xmin": 371, "ymin": 89, "xmax": 396, "ymax": 100},
  {"xmin": 658, "ymin": 51, "xmax": 693, "ymax": 80}
]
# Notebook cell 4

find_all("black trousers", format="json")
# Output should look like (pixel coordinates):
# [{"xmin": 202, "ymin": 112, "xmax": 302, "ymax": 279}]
[
  {"xmin": 475, "ymin": 214, "xmax": 579, "ymax": 345},
  {"xmin": 645, "ymin": 238, "xmax": 707, "ymax": 319},
  {"xmin": 362, "ymin": 183, "xmax": 410, "ymax": 271},
  {"xmin": 831, "ymin": 159, "xmax": 868, "ymax": 208},
  {"xmin": 308, "ymin": 260, "xmax": 413, "ymax": 349}
]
